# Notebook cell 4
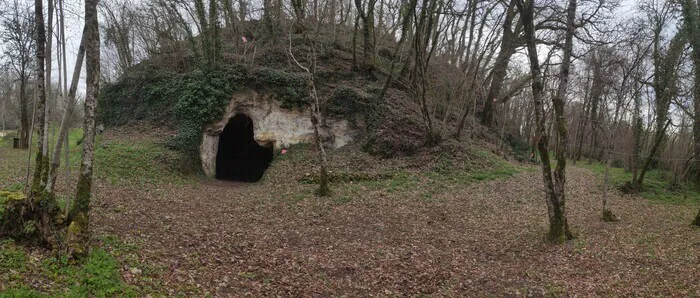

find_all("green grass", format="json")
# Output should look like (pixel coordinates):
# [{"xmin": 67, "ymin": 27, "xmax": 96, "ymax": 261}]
[
  {"xmin": 577, "ymin": 161, "xmax": 700, "ymax": 205},
  {"xmin": 93, "ymin": 140, "xmax": 192, "ymax": 186},
  {"xmin": 0, "ymin": 237, "xmax": 138, "ymax": 297},
  {"xmin": 331, "ymin": 149, "xmax": 522, "ymax": 201},
  {"xmin": 1, "ymin": 127, "xmax": 196, "ymax": 188}
]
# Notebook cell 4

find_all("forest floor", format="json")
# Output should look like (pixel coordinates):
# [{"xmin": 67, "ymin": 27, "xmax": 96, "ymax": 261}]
[{"xmin": 0, "ymin": 128, "xmax": 698, "ymax": 296}]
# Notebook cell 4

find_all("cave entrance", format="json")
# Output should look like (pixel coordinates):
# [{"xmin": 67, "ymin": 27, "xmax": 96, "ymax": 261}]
[{"xmin": 216, "ymin": 113, "xmax": 273, "ymax": 182}]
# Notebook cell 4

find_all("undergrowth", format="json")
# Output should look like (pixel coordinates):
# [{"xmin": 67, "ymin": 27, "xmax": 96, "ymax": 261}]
[
  {"xmin": 0, "ymin": 127, "xmax": 192, "ymax": 190},
  {"xmin": 577, "ymin": 161, "xmax": 700, "ymax": 205},
  {"xmin": 284, "ymin": 144, "xmax": 522, "ymax": 202},
  {"xmin": 0, "ymin": 238, "xmax": 136, "ymax": 297},
  {"xmin": 94, "ymin": 140, "xmax": 192, "ymax": 187}
]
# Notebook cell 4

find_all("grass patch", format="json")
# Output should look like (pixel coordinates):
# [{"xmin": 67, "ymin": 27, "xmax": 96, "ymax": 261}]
[
  {"xmin": 577, "ymin": 161, "xmax": 700, "ymax": 205},
  {"xmin": 93, "ymin": 139, "xmax": 194, "ymax": 187},
  {"xmin": 0, "ymin": 238, "xmax": 137, "ymax": 297},
  {"xmin": 315, "ymin": 147, "xmax": 522, "ymax": 201},
  {"xmin": 1, "ymin": 127, "xmax": 194, "ymax": 188}
]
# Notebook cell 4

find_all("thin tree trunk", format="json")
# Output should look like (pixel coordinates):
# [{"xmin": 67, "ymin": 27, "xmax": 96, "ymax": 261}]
[
  {"xmin": 681, "ymin": 0, "xmax": 700, "ymax": 189},
  {"xmin": 288, "ymin": 30, "xmax": 331, "ymax": 196},
  {"xmin": 480, "ymin": 0, "xmax": 517, "ymax": 126},
  {"xmin": 19, "ymin": 78, "xmax": 29, "ymax": 148},
  {"xmin": 43, "ymin": 0, "xmax": 54, "ymax": 176},
  {"xmin": 632, "ymin": 84, "xmax": 642, "ymax": 183},
  {"xmin": 66, "ymin": 0, "xmax": 100, "ymax": 259},
  {"xmin": 518, "ymin": 0, "xmax": 575, "ymax": 242},
  {"xmin": 47, "ymin": 27, "xmax": 87, "ymax": 192},
  {"xmin": 573, "ymin": 70, "xmax": 591, "ymax": 163},
  {"xmin": 32, "ymin": 0, "xmax": 49, "ymax": 193}
]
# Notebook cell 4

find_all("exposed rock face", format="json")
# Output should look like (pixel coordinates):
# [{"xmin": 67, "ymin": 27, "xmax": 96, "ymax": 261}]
[{"xmin": 200, "ymin": 89, "xmax": 357, "ymax": 177}]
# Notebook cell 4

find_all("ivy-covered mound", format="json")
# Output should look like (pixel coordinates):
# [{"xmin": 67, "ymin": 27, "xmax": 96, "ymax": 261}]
[
  {"xmin": 98, "ymin": 62, "xmax": 419, "ymax": 163},
  {"xmin": 98, "ymin": 31, "xmax": 432, "ymax": 165},
  {"xmin": 99, "ymin": 63, "xmax": 312, "ymax": 159}
]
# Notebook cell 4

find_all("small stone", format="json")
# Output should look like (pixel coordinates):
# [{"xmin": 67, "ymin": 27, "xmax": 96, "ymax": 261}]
[{"xmin": 130, "ymin": 267, "xmax": 142, "ymax": 275}]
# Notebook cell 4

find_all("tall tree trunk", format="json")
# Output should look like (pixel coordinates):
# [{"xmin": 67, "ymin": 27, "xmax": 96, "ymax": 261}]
[
  {"xmin": 288, "ymin": 26, "xmax": 331, "ymax": 196},
  {"xmin": 695, "ymin": 73, "xmax": 700, "ymax": 190},
  {"xmin": 19, "ymin": 78, "xmax": 29, "ymax": 148},
  {"xmin": 573, "ymin": 70, "xmax": 591, "ymax": 163},
  {"xmin": 587, "ymin": 53, "xmax": 602, "ymax": 164},
  {"xmin": 32, "ymin": 0, "xmax": 49, "ymax": 193},
  {"xmin": 354, "ymin": 0, "xmax": 376, "ymax": 62},
  {"xmin": 518, "ymin": 0, "xmax": 576, "ymax": 242},
  {"xmin": 66, "ymin": 0, "xmax": 100, "ymax": 259},
  {"xmin": 47, "ymin": 27, "xmax": 87, "ymax": 192},
  {"xmin": 632, "ymin": 83, "xmax": 642, "ymax": 183},
  {"xmin": 635, "ymin": 30, "xmax": 684, "ymax": 187},
  {"xmin": 480, "ymin": 0, "xmax": 517, "ymax": 126},
  {"xmin": 44, "ymin": 0, "xmax": 54, "ymax": 169},
  {"xmin": 680, "ymin": 0, "xmax": 700, "ymax": 190}
]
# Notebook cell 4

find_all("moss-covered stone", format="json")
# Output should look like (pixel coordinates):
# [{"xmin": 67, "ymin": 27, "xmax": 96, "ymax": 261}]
[
  {"xmin": 1, "ymin": 187, "xmax": 62, "ymax": 249},
  {"xmin": 66, "ymin": 213, "xmax": 89, "ymax": 259}
]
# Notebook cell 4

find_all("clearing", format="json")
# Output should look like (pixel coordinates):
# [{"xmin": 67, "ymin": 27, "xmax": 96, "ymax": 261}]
[{"xmin": 0, "ymin": 128, "xmax": 698, "ymax": 296}]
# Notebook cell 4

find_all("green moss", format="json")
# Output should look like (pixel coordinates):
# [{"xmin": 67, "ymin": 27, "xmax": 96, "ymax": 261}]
[
  {"xmin": 74, "ymin": 175, "xmax": 92, "ymax": 214},
  {"xmin": 0, "ymin": 287, "xmax": 47, "ymax": 298},
  {"xmin": 66, "ymin": 213, "xmax": 89, "ymax": 259},
  {"xmin": 0, "ymin": 191, "xmax": 26, "ymax": 201}
]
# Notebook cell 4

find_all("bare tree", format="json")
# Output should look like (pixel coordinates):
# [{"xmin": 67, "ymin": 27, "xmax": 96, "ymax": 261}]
[
  {"xmin": 1, "ymin": 0, "xmax": 34, "ymax": 148},
  {"xmin": 517, "ymin": 0, "xmax": 577, "ymax": 242},
  {"xmin": 634, "ymin": 4, "xmax": 684, "ymax": 188},
  {"xmin": 288, "ymin": 15, "xmax": 331, "ymax": 196},
  {"xmin": 679, "ymin": 0, "xmax": 700, "ymax": 190}
]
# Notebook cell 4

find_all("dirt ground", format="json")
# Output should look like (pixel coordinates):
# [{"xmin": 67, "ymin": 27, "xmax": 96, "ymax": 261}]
[
  {"xmin": 1, "ymin": 127, "xmax": 698, "ymax": 296},
  {"xmin": 90, "ymin": 164, "xmax": 699, "ymax": 296}
]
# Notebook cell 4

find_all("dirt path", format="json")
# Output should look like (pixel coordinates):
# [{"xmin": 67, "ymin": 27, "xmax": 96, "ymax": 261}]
[{"xmin": 91, "ymin": 166, "xmax": 699, "ymax": 296}]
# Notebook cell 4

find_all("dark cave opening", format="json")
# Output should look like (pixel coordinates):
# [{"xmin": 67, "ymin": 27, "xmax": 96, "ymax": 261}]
[{"xmin": 216, "ymin": 113, "xmax": 273, "ymax": 182}]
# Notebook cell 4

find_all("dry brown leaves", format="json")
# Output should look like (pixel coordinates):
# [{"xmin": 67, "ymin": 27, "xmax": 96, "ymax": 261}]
[{"xmin": 87, "ymin": 154, "xmax": 699, "ymax": 296}]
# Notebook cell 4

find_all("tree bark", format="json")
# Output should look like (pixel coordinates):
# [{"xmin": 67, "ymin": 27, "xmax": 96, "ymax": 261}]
[
  {"xmin": 354, "ymin": 0, "xmax": 376, "ymax": 62},
  {"xmin": 288, "ymin": 28, "xmax": 331, "ymax": 196},
  {"xmin": 587, "ymin": 52, "xmax": 603, "ymax": 164},
  {"xmin": 46, "ymin": 27, "xmax": 87, "ymax": 192},
  {"xmin": 480, "ymin": 0, "xmax": 517, "ymax": 126},
  {"xmin": 517, "ymin": 0, "xmax": 575, "ymax": 242},
  {"xmin": 19, "ymin": 78, "xmax": 29, "ymax": 148},
  {"xmin": 679, "ymin": 0, "xmax": 700, "ymax": 190},
  {"xmin": 635, "ymin": 31, "xmax": 684, "ymax": 187},
  {"xmin": 67, "ymin": 0, "xmax": 100, "ymax": 259},
  {"xmin": 32, "ymin": 0, "xmax": 49, "ymax": 193}
]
